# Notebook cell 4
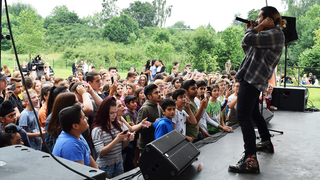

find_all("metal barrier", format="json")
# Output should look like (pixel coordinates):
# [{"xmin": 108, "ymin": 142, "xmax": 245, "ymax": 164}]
[{"xmin": 279, "ymin": 66, "xmax": 320, "ymax": 88}]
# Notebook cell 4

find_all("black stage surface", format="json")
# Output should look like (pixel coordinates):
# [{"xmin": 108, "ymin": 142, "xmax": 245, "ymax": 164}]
[{"xmin": 114, "ymin": 111, "xmax": 320, "ymax": 180}]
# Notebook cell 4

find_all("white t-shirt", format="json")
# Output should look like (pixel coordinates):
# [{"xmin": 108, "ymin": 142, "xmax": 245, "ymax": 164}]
[
  {"xmin": 172, "ymin": 109, "xmax": 188, "ymax": 135},
  {"xmin": 227, "ymin": 94, "xmax": 237, "ymax": 109},
  {"xmin": 83, "ymin": 64, "xmax": 88, "ymax": 73}
]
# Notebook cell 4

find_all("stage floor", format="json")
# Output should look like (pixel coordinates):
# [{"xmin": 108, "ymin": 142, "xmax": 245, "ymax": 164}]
[{"xmin": 114, "ymin": 110, "xmax": 320, "ymax": 180}]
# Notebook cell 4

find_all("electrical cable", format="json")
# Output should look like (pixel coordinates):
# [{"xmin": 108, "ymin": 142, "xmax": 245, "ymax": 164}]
[{"xmin": 3, "ymin": 0, "xmax": 95, "ymax": 179}]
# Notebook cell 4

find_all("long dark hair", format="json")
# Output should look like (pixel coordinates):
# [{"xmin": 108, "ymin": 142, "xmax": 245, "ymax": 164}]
[
  {"xmin": 91, "ymin": 96, "xmax": 122, "ymax": 139},
  {"xmin": 47, "ymin": 92, "xmax": 77, "ymax": 137},
  {"xmin": 145, "ymin": 60, "xmax": 151, "ymax": 70},
  {"xmin": 46, "ymin": 86, "xmax": 68, "ymax": 116}
]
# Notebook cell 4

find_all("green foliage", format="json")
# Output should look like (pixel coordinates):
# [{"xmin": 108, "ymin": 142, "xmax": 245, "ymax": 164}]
[
  {"xmin": 298, "ymin": 27, "xmax": 320, "ymax": 77},
  {"xmin": 291, "ymin": 4, "xmax": 320, "ymax": 64},
  {"xmin": 16, "ymin": 9, "xmax": 45, "ymax": 61},
  {"xmin": 152, "ymin": 29, "xmax": 170, "ymax": 43},
  {"xmin": 102, "ymin": 0, "xmax": 119, "ymax": 21},
  {"xmin": 82, "ymin": 12, "xmax": 105, "ymax": 28},
  {"xmin": 102, "ymin": 14, "xmax": 140, "ymax": 44},
  {"xmin": 282, "ymin": 0, "xmax": 320, "ymax": 18},
  {"xmin": 43, "ymin": 5, "xmax": 80, "ymax": 29},
  {"xmin": 171, "ymin": 21, "xmax": 190, "ymax": 28},
  {"xmin": 122, "ymin": 1, "xmax": 156, "ymax": 28},
  {"xmin": 4, "ymin": 2, "xmax": 34, "ymax": 16},
  {"xmin": 145, "ymin": 41, "xmax": 174, "ymax": 65}
]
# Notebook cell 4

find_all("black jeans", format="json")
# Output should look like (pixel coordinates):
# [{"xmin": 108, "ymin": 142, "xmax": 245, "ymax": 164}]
[{"xmin": 236, "ymin": 80, "xmax": 271, "ymax": 155}]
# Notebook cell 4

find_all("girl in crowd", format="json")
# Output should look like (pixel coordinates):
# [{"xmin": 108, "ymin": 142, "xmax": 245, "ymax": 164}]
[
  {"xmin": 134, "ymin": 87, "xmax": 145, "ymax": 111},
  {"xmin": 3, "ymin": 65, "xmax": 11, "ymax": 77},
  {"xmin": 126, "ymin": 83, "xmax": 136, "ymax": 96},
  {"xmin": 91, "ymin": 97, "xmax": 135, "ymax": 179},
  {"xmin": 136, "ymin": 75, "xmax": 148, "ymax": 88},
  {"xmin": 172, "ymin": 77, "xmax": 182, "ymax": 89},
  {"xmin": 40, "ymin": 75, "xmax": 46, "ymax": 82},
  {"xmin": 115, "ymin": 83, "xmax": 124, "ymax": 100},
  {"xmin": 141, "ymin": 60, "xmax": 151, "ymax": 81},
  {"xmin": 46, "ymin": 92, "xmax": 77, "ymax": 151},
  {"xmin": 77, "ymin": 71, "xmax": 86, "ymax": 84},
  {"xmin": 0, "ymin": 123, "xmax": 23, "ymax": 147},
  {"xmin": 150, "ymin": 59, "xmax": 157, "ymax": 82},
  {"xmin": 32, "ymin": 80, "xmax": 41, "ymax": 96}
]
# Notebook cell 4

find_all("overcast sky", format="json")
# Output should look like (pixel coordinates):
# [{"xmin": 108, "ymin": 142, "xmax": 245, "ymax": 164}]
[{"xmin": 8, "ymin": 0, "xmax": 287, "ymax": 32}]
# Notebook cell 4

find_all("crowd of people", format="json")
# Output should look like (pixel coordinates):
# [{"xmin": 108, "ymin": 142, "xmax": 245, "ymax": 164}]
[{"xmin": 0, "ymin": 58, "xmax": 244, "ymax": 178}]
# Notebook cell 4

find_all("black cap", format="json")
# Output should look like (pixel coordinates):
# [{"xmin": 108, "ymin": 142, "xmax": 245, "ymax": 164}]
[
  {"xmin": 0, "ymin": 100, "xmax": 15, "ymax": 117},
  {"xmin": 124, "ymin": 95, "xmax": 136, "ymax": 105}
]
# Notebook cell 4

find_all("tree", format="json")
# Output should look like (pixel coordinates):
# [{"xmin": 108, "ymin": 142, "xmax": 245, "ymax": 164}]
[
  {"xmin": 152, "ymin": 0, "xmax": 173, "ymax": 27},
  {"xmin": 152, "ymin": 29, "xmax": 170, "ymax": 43},
  {"xmin": 298, "ymin": 27, "xmax": 320, "ymax": 76},
  {"xmin": 102, "ymin": 14, "xmax": 140, "ymax": 44},
  {"xmin": 4, "ymin": 2, "xmax": 34, "ymax": 16},
  {"xmin": 145, "ymin": 41, "xmax": 174, "ymax": 65},
  {"xmin": 43, "ymin": 5, "xmax": 80, "ymax": 28},
  {"xmin": 82, "ymin": 12, "xmax": 105, "ymax": 28},
  {"xmin": 16, "ymin": 9, "xmax": 45, "ymax": 61},
  {"xmin": 282, "ymin": 0, "xmax": 320, "ymax": 18},
  {"xmin": 122, "ymin": 1, "xmax": 156, "ymax": 29},
  {"xmin": 291, "ymin": 4, "xmax": 320, "ymax": 64},
  {"xmin": 171, "ymin": 21, "xmax": 190, "ymax": 29},
  {"xmin": 217, "ymin": 25, "xmax": 244, "ymax": 69},
  {"xmin": 102, "ymin": 0, "xmax": 119, "ymax": 22}
]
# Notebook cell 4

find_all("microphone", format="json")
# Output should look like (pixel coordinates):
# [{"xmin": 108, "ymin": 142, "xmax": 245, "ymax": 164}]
[{"xmin": 235, "ymin": 17, "xmax": 257, "ymax": 26}]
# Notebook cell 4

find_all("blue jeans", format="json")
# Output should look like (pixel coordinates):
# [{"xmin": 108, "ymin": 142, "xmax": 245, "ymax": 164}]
[{"xmin": 100, "ymin": 162, "xmax": 124, "ymax": 179}]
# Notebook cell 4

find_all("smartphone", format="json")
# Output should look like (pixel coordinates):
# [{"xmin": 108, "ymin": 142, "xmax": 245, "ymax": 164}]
[
  {"xmin": 111, "ymin": 76, "xmax": 114, "ymax": 84},
  {"xmin": 167, "ymin": 82, "xmax": 172, "ymax": 87},
  {"xmin": 8, "ymin": 84, "xmax": 16, "ymax": 92},
  {"xmin": 123, "ymin": 130, "xmax": 128, "ymax": 134},
  {"xmin": 207, "ymin": 86, "xmax": 212, "ymax": 96},
  {"xmin": 200, "ymin": 93, "xmax": 205, "ymax": 100}
]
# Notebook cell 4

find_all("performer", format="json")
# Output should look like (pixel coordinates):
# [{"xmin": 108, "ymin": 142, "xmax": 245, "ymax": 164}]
[{"xmin": 228, "ymin": 6, "xmax": 286, "ymax": 173}]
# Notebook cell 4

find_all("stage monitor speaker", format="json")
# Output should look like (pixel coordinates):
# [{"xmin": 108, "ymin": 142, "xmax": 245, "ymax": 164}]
[
  {"xmin": 139, "ymin": 130, "xmax": 200, "ymax": 180},
  {"xmin": 0, "ymin": 145, "xmax": 105, "ymax": 180},
  {"xmin": 281, "ymin": 16, "xmax": 299, "ymax": 44},
  {"xmin": 271, "ymin": 86, "xmax": 308, "ymax": 112}
]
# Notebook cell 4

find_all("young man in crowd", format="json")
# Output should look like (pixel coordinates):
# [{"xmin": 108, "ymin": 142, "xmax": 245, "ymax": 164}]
[
  {"xmin": 87, "ymin": 71, "xmax": 106, "ymax": 99},
  {"xmin": 0, "ymin": 100, "xmax": 30, "ymax": 147},
  {"xmin": 183, "ymin": 64, "xmax": 191, "ymax": 76},
  {"xmin": 172, "ymin": 88, "xmax": 197, "ymax": 142},
  {"xmin": 53, "ymin": 104, "xmax": 98, "ymax": 169},
  {"xmin": 19, "ymin": 89, "xmax": 44, "ymax": 150},
  {"xmin": 183, "ymin": 80, "xmax": 207, "ymax": 142},
  {"xmin": 137, "ymin": 84, "xmax": 162, "ymax": 151},
  {"xmin": 8, "ymin": 78, "xmax": 23, "ymax": 120},
  {"xmin": 154, "ymin": 98, "xmax": 176, "ymax": 140},
  {"xmin": 109, "ymin": 67, "xmax": 117, "ymax": 79},
  {"xmin": 126, "ymin": 72, "xmax": 136, "ymax": 84}
]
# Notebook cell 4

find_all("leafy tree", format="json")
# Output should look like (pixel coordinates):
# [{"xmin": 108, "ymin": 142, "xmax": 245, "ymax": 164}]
[
  {"xmin": 122, "ymin": 1, "xmax": 156, "ymax": 28},
  {"xmin": 43, "ymin": 5, "xmax": 80, "ymax": 29},
  {"xmin": 298, "ymin": 27, "xmax": 320, "ymax": 76},
  {"xmin": 102, "ymin": 14, "xmax": 140, "ymax": 44},
  {"xmin": 171, "ymin": 21, "xmax": 190, "ymax": 28},
  {"xmin": 282, "ymin": 0, "xmax": 320, "ymax": 18},
  {"xmin": 16, "ymin": 9, "xmax": 45, "ymax": 61},
  {"xmin": 291, "ymin": 4, "xmax": 320, "ymax": 64},
  {"xmin": 145, "ymin": 41, "xmax": 174, "ymax": 65},
  {"xmin": 152, "ymin": 0, "xmax": 173, "ymax": 27},
  {"xmin": 4, "ymin": 2, "xmax": 34, "ymax": 16},
  {"xmin": 217, "ymin": 25, "xmax": 244, "ymax": 69},
  {"xmin": 82, "ymin": 12, "xmax": 105, "ymax": 28},
  {"xmin": 152, "ymin": 29, "xmax": 170, "ymax": 43},
  {"xmin": 102, "ymin": 0, "xmax": 119, "ymax": 22}
]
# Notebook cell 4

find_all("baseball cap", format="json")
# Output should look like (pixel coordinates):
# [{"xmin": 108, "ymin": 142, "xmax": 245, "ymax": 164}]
[{"xmin": 0, "ymin": 71, "xmax": 7, "ymax": 80}]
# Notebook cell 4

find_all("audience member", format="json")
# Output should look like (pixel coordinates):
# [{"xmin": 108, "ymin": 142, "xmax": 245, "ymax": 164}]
[{"xmin": 154, "ymin": 98, "xmax": 176, "ymax": 140}]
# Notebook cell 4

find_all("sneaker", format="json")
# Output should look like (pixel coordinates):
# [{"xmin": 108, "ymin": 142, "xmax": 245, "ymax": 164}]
[
  {"xmin": 228, "ymin": 154, "xmax": 260, "ymax": 174},
  {"xmin": 256, "ymin": 140, "xmax": 274, "ymax": 153}
]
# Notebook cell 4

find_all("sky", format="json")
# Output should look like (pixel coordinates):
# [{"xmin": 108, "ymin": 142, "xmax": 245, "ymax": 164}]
[{"xmin": 8, "ymin": 0, "xmax": 287, "ymax": 32}]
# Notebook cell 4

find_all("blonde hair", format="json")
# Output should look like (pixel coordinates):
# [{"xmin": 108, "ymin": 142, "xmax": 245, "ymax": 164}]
[
  {"xmin": 22, "ymin": 89, "xmax": 37, "ymax": 101},
  {"xmin": 215, "ymin": 78, "xmax": 225, "ymax": 85},
  {"xmin": 154, "ymin": 79, "xmax": 163, "ymax": 86}
]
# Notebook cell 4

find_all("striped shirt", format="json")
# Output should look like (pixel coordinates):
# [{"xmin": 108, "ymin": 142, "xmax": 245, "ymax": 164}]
[
  {"xmin": 235, "ymin": 26, "xmax": 285, "ymax": 92},
  {"xmin": 91, "ymin": 126, "xmax": 123, "ymax": 167}
]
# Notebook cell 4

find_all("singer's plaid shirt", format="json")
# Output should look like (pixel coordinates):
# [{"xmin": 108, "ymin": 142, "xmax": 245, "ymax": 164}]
[{"xmin": 235, "ymin": 26, "xmax": 285, "ymax": 92}]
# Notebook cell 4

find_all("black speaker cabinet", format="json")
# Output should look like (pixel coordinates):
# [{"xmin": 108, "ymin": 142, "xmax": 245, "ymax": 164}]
[
  {"xmin": 281, "ymin": 16, "xmax": 299, "ymax": 44},
  {"xmin": 271, "ymin": 86, "xmax": 308, "ymax": 112},
  {"xmin": 0, "ymin": 145, "xmax": 105, "ymax": 180},
  {"xmin": 139, "ymin": 130, "xmax": 200, "ymax": 180}
]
